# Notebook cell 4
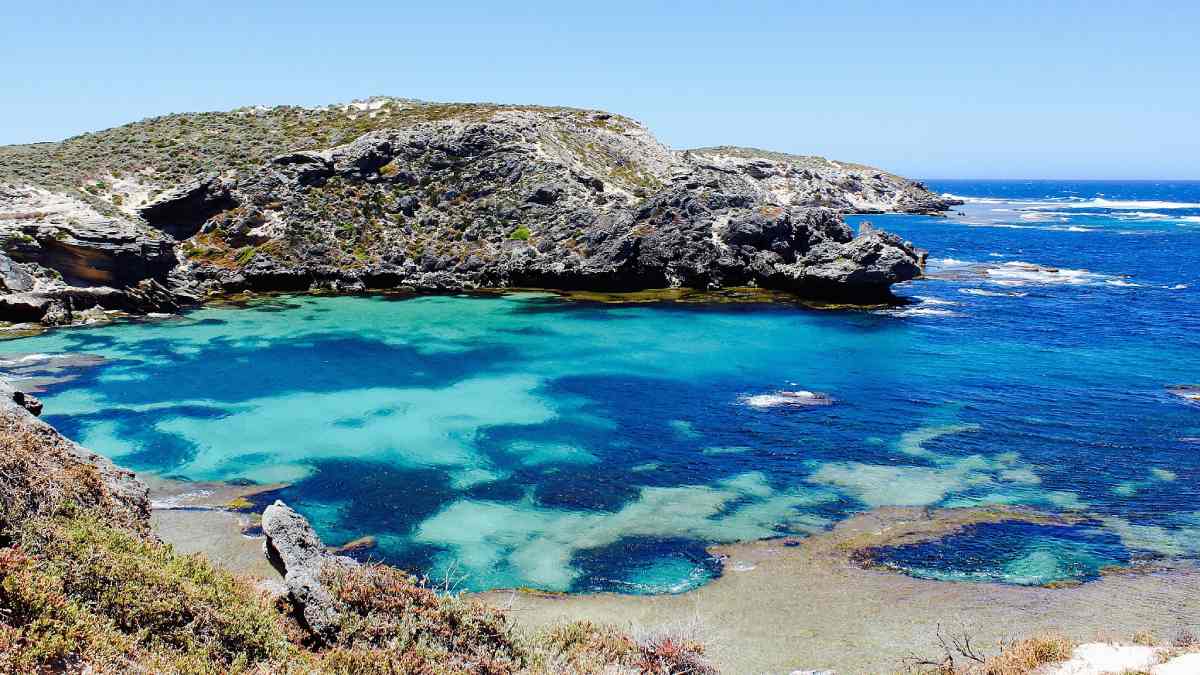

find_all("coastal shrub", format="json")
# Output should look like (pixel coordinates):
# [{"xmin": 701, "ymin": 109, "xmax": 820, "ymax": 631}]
[
  {"xmin": 234, "ymin": 246, "xmax": 258, "ymax": 266},
  {"xmin": 630, "ymin": 622, "xmax": 716, "ymax": 675},
  {"xmin": 509, "ymin": 225, "xmax": 531, "ymax": 241},
  {"xmin": 318, "ymin": 562, "xmax": 523, "ymax": 672},
  {"xmin": 0, "ymin": 545, "xmax": 140, "ymax": 674},
  {"xmin": 525, "ymin": 619, "xmax": 714, "ymax": 675},
  {"xmin": 976, "ymin": 633, "xmax": 1073, "ymax": 675},
  {"xmin": 5, "ymin": 513, "xmax": 295, "ymax": 672},
  {"xmin": 0, "ymin": 412, "xmax": 142, "ymax": 536}
]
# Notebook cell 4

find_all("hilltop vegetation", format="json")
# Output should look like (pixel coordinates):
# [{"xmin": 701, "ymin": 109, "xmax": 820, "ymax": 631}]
[
  {"xmin": 1, "ymin": 96, "xmax": 953, "ymax": 325},
  {"xmin": 0, "ymin": 98, "xmax": 649, "ymax": 209}
]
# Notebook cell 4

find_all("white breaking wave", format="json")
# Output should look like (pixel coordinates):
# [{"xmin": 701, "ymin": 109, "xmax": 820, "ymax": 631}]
[
  {"xmin": 150, "ymin": 489, "xmax": 215, "ymax": 510},
  {"xmin": 913, "ymin": 296, "xmax": 960, "ymax": 306},
  {"xmin": 0, "ymin": 353, "xmax": 54, "ymax": 366},
  {"xmin": 947, "ymin": 192, "xmax": 1200, "ymax": 212},
  {"xmin": 941, "ymin": 193, "xmax": 1005, "ymax": 204},
  {"xmin": 1018, "ymin": 211, "xmax": 1068, "ymax": 222},
  {"xmin": 960, "ymin": 288, "xmax": 1028, "ymax": 297},
  {"xmin": 880, "ymin": 306, "xmax": 963, "ymax": 318},
  {"xmin": 741, "ymin": 390, "xmax": 834, "ymax": 408},
  {"xmin": 984, "ymin": 261, "xmax": 1112, "ymax": 286},
  {"xmin": 1180, "ymin": 216, "xmax": 1200, "ymax": 223},
  {"xmin": 1029, "ymin": 198, "xmax": 1200, "ymax": 210},
  {"xmin": 1112, "ymin": 211, "xmax": 1170, "ymax": 221},
  {"xmin": 926, "ymin": 257, "xmax": 973, "ymax": 269}
]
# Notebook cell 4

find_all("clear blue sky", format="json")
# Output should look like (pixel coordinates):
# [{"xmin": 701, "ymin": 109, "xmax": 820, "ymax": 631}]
[{"xmin": 4, "ymin": 0, "xmax": 1197, "ymax": 179}]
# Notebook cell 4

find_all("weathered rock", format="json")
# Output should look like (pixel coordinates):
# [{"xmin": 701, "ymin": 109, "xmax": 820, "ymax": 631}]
[
  {"xmin": 0, "ymin": 292, "xmax": 54, "ymax": 323},
  {"xmin": 0, "ymin": 252, "xmax": 34, "ymax": 292},
  {"xmin": 688, "ymin": 146, "xmax": 961, "ymax": 214},
  {"xmin": 2, "ymin": 380, "xmax": 44, "ymax": 416},
  {"xmin": 0, "ymin": 279, "xmax": 181, "ymax": 325},
  {"xmin": 2, "ymin": 184, "xmax": 176, "ymax": 288},
  {"xmin": 261, "ymin": 500, "xmax": 358, "ymax": 640},
  {"xmin": 0, "ymin": 375, "xmax": 150, "ymax": 526},
  {"xmin": 3, "ymin": 99, "xmax": 956, "ymax": 313},
  {"xmin": 139, "ymin": 175, "xmax": 236, "ymax": 239},
  {"xmin": 175, "ymin": 115, "xmax": 938, "ymax": 301},
  {"xmin": 334, "ymin": 535, "xmax": 377, "ymax": 554},
  {"xmin": 1168, "ymin": 385, "xmax": 1200, "ymax": 405}
]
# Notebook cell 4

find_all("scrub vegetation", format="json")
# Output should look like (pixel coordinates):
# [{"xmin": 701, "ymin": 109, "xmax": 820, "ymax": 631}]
[{"xmin": 0, "ymin": 98, "xmax": 643, "ymax": 217}]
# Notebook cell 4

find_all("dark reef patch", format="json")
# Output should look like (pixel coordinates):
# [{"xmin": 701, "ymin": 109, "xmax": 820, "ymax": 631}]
[{"xmin": 859, "ymin": 520, "xmax": 1131, "ymax": 586}]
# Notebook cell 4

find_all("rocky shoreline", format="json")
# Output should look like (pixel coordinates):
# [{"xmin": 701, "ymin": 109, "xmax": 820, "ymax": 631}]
[
  {"xmin": 4, "ymin": 372, "xmax": 1198, "ymax": 672},
  {"xmin": 1, "ymin": 98, "xmax": 959, "ymax": 327}
]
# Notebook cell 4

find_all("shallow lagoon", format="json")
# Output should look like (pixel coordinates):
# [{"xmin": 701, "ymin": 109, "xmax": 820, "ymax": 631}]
[{"xmin": 3, "ymin": 180, "xmax": 1200, "ymax": 593}]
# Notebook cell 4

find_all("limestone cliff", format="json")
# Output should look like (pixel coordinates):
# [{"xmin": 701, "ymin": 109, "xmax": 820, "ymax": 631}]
[{"xmin": 0, "ymin": 98, "xmax": 959, "ymax": 324}]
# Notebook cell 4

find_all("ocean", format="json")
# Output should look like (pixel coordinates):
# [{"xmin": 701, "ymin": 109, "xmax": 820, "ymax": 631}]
[{"xmin": 3, "ymin": 179, "xmax": 1198, "ymax": 593}]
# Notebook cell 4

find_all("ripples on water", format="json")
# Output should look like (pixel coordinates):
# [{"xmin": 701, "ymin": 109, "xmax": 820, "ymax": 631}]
[{"xmin": 2, "ymin": 180, "xmax": 1199, "ymax": 593}]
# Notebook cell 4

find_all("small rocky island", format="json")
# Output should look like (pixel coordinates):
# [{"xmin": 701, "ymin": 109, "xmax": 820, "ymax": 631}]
[{"xmin": 0, "ymin": 97, "xmax": 957, "ymax": 325}]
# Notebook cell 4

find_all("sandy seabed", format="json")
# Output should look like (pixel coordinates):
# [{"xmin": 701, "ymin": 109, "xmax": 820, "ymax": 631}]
[{"xmin": 151, "ymin": 482, "xmax": 1200, "ymax": 675}]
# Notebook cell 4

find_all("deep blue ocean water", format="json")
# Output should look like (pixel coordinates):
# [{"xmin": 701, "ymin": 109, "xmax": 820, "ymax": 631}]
[{"xmin": 2, "ymin": 180, "xmax": 1198, "ymax": 593}]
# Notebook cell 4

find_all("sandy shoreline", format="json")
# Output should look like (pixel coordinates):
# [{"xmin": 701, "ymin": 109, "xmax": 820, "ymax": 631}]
[
  {"xmin": 149, "ymin": 492, "xmax": 1200, "ymax": 674},
  {"xmin": 146, "ymin": 475, "xmax": 284, "ymax": 583},
  {"xmin": 479, "ymin": 508, "xmax": 1200, "ymax": 673}
]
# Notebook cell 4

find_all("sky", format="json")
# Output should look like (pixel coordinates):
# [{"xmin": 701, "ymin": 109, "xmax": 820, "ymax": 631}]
[{"xmin": 3, "ymin": 0, "xmax": 1197, "ymax": 179}]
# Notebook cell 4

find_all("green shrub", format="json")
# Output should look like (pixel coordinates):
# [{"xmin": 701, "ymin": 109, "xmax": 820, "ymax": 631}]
[
  {"xmin": 2, "ymin": 514, "xmax": 297, "ymax": 673},
  {"xmin": 509, "ymin": 225, "xmax": 531, "ymax": 241},
  {"xmin": 234, "ymin": 246, "xmax": 258, "ymax": 266},
  {"xmin": 320, "ymin": 563, "xmax": 524, "ymax": 672}
]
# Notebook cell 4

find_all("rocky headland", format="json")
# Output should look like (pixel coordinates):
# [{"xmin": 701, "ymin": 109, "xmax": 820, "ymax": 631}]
[{"xmin": 0, "ymin": 97, "xmax": 958, "ymax": 327}]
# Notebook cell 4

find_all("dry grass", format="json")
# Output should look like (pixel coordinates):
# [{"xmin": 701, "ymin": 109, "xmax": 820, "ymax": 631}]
[
  {"xmin": 1, "ymin": 514, "xmax": 296, "ymax": 673},
  {"xmin": 977, "ymin": 634, "xmax": 1074, "ymax": 675},
  {"xmin": 905, "ymin": 627, "xmax": 1074, "ymax": 675},
  {"xmin": 0, "ymin": 411, "xmax": 144, "ymax": 536}
]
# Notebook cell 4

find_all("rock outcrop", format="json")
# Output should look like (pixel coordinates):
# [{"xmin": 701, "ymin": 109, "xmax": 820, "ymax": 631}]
[
  {"xmin": 0, "ymin": 98, "xmax": 959, "ymax": 324},
  {"xmin": 0, "ymin": 375, "xmax": 150, "ymax": 530},
  {"xmin": 0, "ymin": 184, "xmax": 180, "ymax": 324},
  {"xmin": 261, "ymin": 500, "xmax": 358, "ymax": 640}
]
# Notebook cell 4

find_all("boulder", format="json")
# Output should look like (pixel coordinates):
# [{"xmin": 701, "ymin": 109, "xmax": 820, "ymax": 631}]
[
  {"xmin": 0, "ymin": 252, "xmax": 34, "ymax": 292},
  {"xmin": 139, "ymin": 175, "xmax": 236, "ymax": 239},
  {"xmin": 261, "ymin": 500, "xmax": 358, "ymax": 640}
]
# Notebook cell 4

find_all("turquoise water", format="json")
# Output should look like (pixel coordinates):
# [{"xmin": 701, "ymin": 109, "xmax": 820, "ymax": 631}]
[{"xmin": 3, "ymin": 180, "xmax": 1199, "ymax": 593}]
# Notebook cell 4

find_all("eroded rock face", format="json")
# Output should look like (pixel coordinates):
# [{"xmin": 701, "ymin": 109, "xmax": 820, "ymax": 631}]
[
  {"xmin": 261, "ymin": 500, "xmax": 358, "ymax": 640},
  {"xmin": 1, "ymin": 184, "xmax": 176, "ymax": 287},
  {"xmin": 0, "ymin": 279, "xmax": 179, "ymax": 325},
  {"xmin": 0, "ymin": 252, "xmax": 34, "ymax": 292},
  {"xmin": 0, "ymin": 184, "xmax": 181, "ymax": 325},
  {"xmin": 181, "ymin": 112, "xmax": 935, "ymax": 302},
  {"xmin": 139, "ymin": 175, "xmax": 236, "ymax": 240},
  {"xmin": 2, "ymin": 100, "xmax": 955, "ymax": 321},
  {"xmin": 686, "ymin": 146, "xmax": 959, "ymax": 215}
]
